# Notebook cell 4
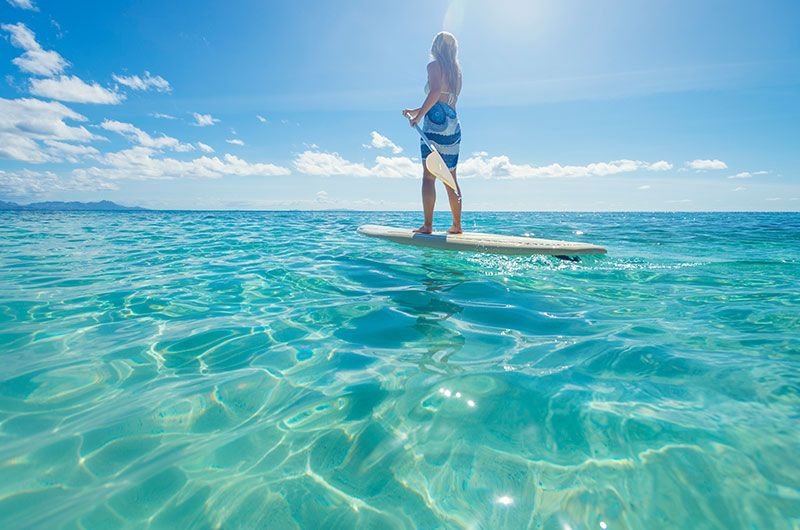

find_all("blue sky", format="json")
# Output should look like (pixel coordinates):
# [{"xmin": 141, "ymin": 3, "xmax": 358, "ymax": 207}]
[{"xmin": 1, "ymin": 0, "xmax": 798, "ymax": 210}]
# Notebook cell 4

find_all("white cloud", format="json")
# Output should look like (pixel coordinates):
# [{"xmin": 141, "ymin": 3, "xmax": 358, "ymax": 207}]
[
  {"xmin": 294, "ymin": 151, "xmax": 371, "ymax": 177},
  {"xmin": 78, "ymin": 147, "xmax": 290, "ymax": 181},
  {"xmin": 0, "ymin": 97, "xmax": 102, "ymax": 163},
  {"xmin": 316, "ymin": 190, "xmax": 329, "ymax": 202},
  {"xmin": 687, "ymin": 159, "xmax": 727, "ymax": 170},
  {"xmin": 0, "ymin": 98, "xmax": 97, "ymax": 142},
  {"xmin": 43, "ymin": 140, "xmax": 99, "ymax": 162},
  {"xmin": 372, "ymin": 156, "xmax": 419, "ymax": 178},
  {"xmin": 0, "ymin": 133, "xmax": 52, "ymax": 163},
  {"xmin": 196, "ymin": 142, "xmax": 214, "ymax": 153},
  {"xmin": 226, "ymin": 138, "xmax": 244, "ymax": 146},
  {"xmin": 0, "ymin": 169, "xmax": 62, "ymax": 196},
  {"xmin": 2, "ymin": 22, "xmax": 38, "ymax": 50},
  {"xmin": 150, "ymin": 112, "xmax": 176, "ymax": 120},
  {"xmin": 458, "ymin": 153, "xmax": 671, "ymax": 179},
  {"xmin": 1, "ymin": 22, "xmax": 69, "ymax": 76},
  {"xmin": 30, "ymin": 75, "xmax": 124, "ymax": 104},
  {"xmin": 638, "ymin": 185, "xmax": 651, "ymax": 190},
  {"xmin": 0, "ymin": 169, "xmax": 115, "ymax": 198},
  {"xmin": 647, "ymin": 160, "xmax": 673, "ymax": 171},
  {"xmin": 6, "ymin": 0, "xmax": 37, "ymax": 10},
  {"xmin": 294, "ymin": 149, "xmax": 678, "ymax": 181},
  {"xmin": 14, "ymin": 49, "xmax": 69, "ymax": 77},
  {"xmin": 192, "ymin": 112, "xmax": 219, "ymax": 127},
  {"xmin": 100, "ymin": 120, "xmax": 194, "ymax": 152},
  {"xmin": 293, "ymin": 150, "xmax": 418, "ymax": 178},
  {"xmin": 765, "ymin": 197, "xmax": 782, "ymax": 202},
  {"xmin": 112, "ymin": 71, "xmax": 171, "ymax": 92},
  {"xmin": 364, "ymin": 131, "xmax": 403, "ymax": 154},
  {"xmin": 728, "ymin": 170, "xmax": 767, "ymax": 179},
  {"xmin": 256, "ymin": 115, "xmax": 268, "ymax": 123},
  {"xmin": 0, "ymin": 169, "xmax": 49, "ymax": 196},
  {"xmin": 733, "ymin": 186, "xmax": 746, "ymax": 192}
]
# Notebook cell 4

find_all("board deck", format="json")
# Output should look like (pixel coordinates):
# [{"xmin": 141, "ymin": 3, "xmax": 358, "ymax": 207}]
[{"xmin": 357, "ymin": 224, "xmax": 607, "ymax": 256}]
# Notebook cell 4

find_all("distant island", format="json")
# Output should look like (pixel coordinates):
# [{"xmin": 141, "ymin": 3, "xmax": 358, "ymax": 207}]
[{"xmin": 0, "ymin": 200, "xmax": 148, "ymax": 211}]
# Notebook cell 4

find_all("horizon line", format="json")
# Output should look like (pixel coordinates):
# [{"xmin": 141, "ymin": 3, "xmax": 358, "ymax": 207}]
[{"xmin": 3, "ymin": 208, "xmax": 799, "ymax": 214}]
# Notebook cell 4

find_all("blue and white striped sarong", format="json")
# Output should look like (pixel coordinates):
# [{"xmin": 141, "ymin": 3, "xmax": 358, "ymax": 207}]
[{"xmin": 421, "ymin": 101, "xmax": 461, "ymax": 170}]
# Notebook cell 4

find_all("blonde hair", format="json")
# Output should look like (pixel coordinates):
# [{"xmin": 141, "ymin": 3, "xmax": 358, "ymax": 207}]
[{"xmin": 431, "ymin": 32, "xmax": 461, "ymax": 95}]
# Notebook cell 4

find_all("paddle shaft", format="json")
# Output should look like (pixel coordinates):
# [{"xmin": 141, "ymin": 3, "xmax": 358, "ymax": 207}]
[{"xmin": 413, "ymin": 123, "xmax": 434, "ymax": 150}]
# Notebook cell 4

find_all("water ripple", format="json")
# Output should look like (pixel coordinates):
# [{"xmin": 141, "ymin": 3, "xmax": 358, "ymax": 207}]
[{"xmin": 0, "ymin": 211, "xmax": 798, "ymax": 529}]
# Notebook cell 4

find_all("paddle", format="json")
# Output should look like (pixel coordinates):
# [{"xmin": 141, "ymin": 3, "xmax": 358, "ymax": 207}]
[
  {"xmin": 413, "ymin": 124, "xmax": 461, "ymax": 199},
  {"xmin": 403, "ymin": 114, "xmax": 461, "ymax": 199}
]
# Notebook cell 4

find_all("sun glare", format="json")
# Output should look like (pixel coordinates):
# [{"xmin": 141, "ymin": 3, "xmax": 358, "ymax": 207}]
[{"xmin": 444, "ymin": 0, "xmax": 552, "ymax": 41}]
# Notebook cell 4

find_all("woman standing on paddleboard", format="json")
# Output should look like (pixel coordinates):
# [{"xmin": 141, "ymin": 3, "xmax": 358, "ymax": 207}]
[{"xmin": 403, "ymin": 32, "xmax": 463, "ymax": 234}]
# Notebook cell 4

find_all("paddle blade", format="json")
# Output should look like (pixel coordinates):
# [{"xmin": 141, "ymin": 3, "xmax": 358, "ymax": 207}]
[{"xmin": 425, "ymin": 149, "xmax": 458, "ymax": 193}]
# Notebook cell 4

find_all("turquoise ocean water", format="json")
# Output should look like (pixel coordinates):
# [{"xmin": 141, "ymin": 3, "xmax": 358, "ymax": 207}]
[{"xmin": 1, "ymin": 211, "xmax": 798, "ymax": 529}]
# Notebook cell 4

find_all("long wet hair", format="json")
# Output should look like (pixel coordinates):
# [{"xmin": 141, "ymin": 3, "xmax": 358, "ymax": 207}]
[{"xmin": 431, "ymin": 32, "xmax": 461, "ymax": 94}]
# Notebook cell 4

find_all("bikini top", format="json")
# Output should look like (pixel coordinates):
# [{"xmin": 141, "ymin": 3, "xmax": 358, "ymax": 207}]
[{"xmin": 425, "ymin": 79, "xmax": 460, "ymax": 107}]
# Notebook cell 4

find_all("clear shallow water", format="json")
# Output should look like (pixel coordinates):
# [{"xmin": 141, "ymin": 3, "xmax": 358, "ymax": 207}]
[{"xmin": 0, "ymin": 211, "xmax": 798, "ymax": 530}]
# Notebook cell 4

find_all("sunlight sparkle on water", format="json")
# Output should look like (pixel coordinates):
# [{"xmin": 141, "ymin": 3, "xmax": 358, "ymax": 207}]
[{"xmin": 495, "ymin": 495, "xmax": 514, "ymax": 506}]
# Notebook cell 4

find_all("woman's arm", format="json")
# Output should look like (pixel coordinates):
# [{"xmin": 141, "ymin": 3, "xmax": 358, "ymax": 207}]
[{"xmin": 404, "ymin": 62, "xmax": 442, "ymax": 127}]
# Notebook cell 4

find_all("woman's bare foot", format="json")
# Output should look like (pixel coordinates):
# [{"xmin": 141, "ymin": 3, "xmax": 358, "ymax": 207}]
[
  {"xmin": 414, "ymin": 225, "xmax": 432, "ymax": 234},
  {"xmin": 447, "ymin": 225, "xmax": 462, "ymax": 234}
]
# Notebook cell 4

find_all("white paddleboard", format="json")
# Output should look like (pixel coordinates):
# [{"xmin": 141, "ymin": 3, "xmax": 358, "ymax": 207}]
[{"xmin": 357, "ymin": 224, "xmax": 607, "ymax": 256}]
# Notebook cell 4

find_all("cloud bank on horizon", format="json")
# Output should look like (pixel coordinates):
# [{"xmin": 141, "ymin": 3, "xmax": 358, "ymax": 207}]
[{"xmin": 0, "ymin": 0, "xmax": 797, "ymax": 210}]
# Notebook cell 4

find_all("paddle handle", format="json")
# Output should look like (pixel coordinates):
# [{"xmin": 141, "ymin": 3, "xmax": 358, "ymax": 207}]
[{"xmin": 403, "ymin": 110, "xmax": 434, "ymax": 150}]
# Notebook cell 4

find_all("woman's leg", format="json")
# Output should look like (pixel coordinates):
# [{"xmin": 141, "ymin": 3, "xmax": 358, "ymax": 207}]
[
  {"xmin": 446, "ymin": 168, "xmax": 462, "ymax": 234},
  {"xmin": 415, "ymin": 167, "xmax": 436, "ymax": 233}
]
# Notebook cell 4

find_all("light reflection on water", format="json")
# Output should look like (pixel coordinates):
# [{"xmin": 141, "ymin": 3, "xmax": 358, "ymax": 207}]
[{"xmin": 0, "ymin": 211, "xmax": 799, "ymax": 529}]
